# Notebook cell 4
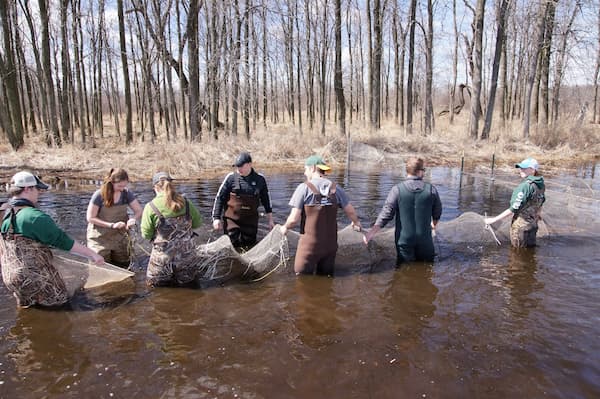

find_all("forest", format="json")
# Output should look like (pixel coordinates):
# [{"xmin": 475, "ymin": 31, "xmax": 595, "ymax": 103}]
[{"xmin": 0, "ymin": 0, "xmax": 598, "ymax": 152}]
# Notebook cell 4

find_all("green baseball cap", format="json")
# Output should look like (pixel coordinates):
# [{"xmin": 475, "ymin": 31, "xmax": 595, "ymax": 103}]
[{"xmin": 305, "ymin": 155, "xmax": 331, "ymax": 171}]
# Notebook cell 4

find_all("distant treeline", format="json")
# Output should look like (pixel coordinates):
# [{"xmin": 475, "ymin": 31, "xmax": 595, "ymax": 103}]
[{"xmin": 0, "ymin": 0, "xmax": 598, "ymax": 149}]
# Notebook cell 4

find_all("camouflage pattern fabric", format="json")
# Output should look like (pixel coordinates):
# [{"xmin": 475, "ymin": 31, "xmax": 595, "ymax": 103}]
[
  {"xmin": 0, "ymin": 234, "xmax": 68, "ymax": 307},
  {"xmin": 146, "ymin": 211, "xmax": 196, "ymax": 287}
]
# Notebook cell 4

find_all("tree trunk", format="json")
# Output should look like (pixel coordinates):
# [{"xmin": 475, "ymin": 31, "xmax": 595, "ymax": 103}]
[
  {"xmin": 469, "ymin": 0, "xmax": 485, "ymax": 139},
  {"xmin": 39, "ymin": 0, "xmax": 61, "ymax": 146},
  {"xmin": 188, "ymin": 0, "xmax": 201, "ymax": 141},
  {"xmin": 334, "ymin": 0, "xmax": 346, "ymax": 137},
  {"xmin": 406, "ymin": 0, "xmax": 416, "ymax": 134},
  {"xmin": 0, "ymin": 0, "xmax": 24, "ymax": 149},
  {"xmin": 523, "ymin": 2, "xmax": 547, "ymax": 139},
  {"xmin": 482, "ymin": 0, "xmax": 510, "ymax": 140}
]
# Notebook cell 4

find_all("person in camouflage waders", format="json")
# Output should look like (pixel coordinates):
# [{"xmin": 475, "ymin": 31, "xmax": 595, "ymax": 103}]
[
  {"xmin": 0, "ymin": 171, "xmax": 104, "ymax": 307},
  {"xmin": 363, "ymin": 157, "xmax": 443, "ymax": 265},
  {"xmin": 485, "ymin": 158, "xmax": 546, "ymax": 248},
  {"xmin": 141, "ymin": 172, "xmax": 203, "ymax": 287},
  {"xmin": 86, "ymin": 168, "xmax": 143, "ymax": 267}
]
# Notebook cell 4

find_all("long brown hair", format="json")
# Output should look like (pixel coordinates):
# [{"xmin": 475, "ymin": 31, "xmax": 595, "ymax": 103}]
[
  {"xmin": 155, "ymin": 179, "xmax": 185, "ymax": 212},
  {"xmin": 101, "ymin": 168, "xmax": 129, "ymax": 207}
]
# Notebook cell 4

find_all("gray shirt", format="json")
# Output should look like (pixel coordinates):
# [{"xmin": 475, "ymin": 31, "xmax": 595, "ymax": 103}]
[
  {"xmin": 90, "ymin": 189, "xmax": 137, "ymax": 208},
  {"xmin": 289, "ymin": 176, "xmax": 350, "ymax": 209},
  {"xmin": 374, "ymin": 177, "xmax": 442, "ymax": 227}
]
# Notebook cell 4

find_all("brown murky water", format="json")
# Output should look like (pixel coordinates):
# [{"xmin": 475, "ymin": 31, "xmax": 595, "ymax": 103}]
[{"xmin": 0, "ymin": 166, "xmax": 599, "ymax": 398}]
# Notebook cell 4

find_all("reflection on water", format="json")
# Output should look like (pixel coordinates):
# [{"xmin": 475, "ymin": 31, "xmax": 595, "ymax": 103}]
[{"xmin": 0, "ymin": 166, "xmax": 599, "ymax": 398}]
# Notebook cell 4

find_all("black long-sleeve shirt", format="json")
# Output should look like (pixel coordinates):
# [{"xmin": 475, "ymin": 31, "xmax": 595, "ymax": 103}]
[{"xmin": 211, "ymin": 169, "xmax": 273, "ymax": 220}]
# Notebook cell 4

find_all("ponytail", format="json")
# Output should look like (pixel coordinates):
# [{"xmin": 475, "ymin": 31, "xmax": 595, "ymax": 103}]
[{"xmin": 156, "ymin": 180, "xmax": 185, "ymax": 212}]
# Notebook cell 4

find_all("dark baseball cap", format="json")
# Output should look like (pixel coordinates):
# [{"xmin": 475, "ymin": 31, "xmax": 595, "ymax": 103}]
[{"xmin": 233, "ymin": 152, "xmax": 252, "ymax": 167}]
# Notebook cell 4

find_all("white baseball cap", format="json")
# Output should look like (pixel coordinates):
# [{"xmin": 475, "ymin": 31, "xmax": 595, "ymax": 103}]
[{"xmin": 11, "ymin": 171, "xmax": 49, "ymax": 190}]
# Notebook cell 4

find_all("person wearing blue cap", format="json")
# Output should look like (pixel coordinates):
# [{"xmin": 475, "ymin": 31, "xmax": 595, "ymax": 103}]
[
  {"xmin": 484, "ymin": 157, "xmax": 546, "ymax": 247},
  {"xmin": 211, "ymin": 152, "xmax": 274, "ymax": 250},
  {"xmin": 280, "ymin": 155, "xmax": 362, "ymax": 276},
  {"xmin": 141, "ymin": 172, "xmax": 203, "ymax": 286},
  {"xmin": 0, "ymin": 171, "xmax": 104, "ymax": 307}
]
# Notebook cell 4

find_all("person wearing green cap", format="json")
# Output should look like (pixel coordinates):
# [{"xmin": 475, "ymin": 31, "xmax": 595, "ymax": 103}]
[
  {"xmin": 1, "ymin": 171, "xmax": 104, "ymax": 307},
  {"xmin": 280, "ymin": 155, "xmax": 362, "ymax": 276},
  {"xmin": 484, "ymin": 157, "xmax": 545, "ymax": 247}
]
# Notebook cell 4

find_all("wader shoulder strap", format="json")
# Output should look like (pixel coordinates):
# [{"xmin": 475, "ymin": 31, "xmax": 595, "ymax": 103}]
[
  {"xmin": 185, "ymin": 199, "xmax": 190, "ymax": 220},
  {"xmin": 233, "ymin": 174, "xmax": 241, "ymax": 192},
  {"xmin": 148, "ymin": 202, "xmax": 165, "ymax": 222}
]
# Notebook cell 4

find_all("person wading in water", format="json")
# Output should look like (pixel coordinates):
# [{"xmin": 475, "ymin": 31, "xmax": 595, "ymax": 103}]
[
  {"xmin": 212, "ymin": 152, "xmax": 274, "ymax": 250},
  {"xmin": 0, "ymin": 171, "xmax": 103, "ymax": 307}
]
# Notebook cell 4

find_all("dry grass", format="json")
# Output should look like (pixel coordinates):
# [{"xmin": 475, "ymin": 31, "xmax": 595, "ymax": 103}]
[{"xmin": 1, "ymin": 116, "xmax": 598, "ymax": 182}]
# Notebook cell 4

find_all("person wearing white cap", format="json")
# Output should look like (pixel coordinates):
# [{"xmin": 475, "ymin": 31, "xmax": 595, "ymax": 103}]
[
  {"xmin": 280, "ymin": 155, "xmax": 362, "ymax": 276},
  {"xmin": 86, "ymin": 168, "xmax": 143, "ymax": 267},
  {"xmin": 484, "ymin": 157, "xmax": 546, "ymax": 247},
  {"xmin": 141, "ymin": 172, "xmax": 203, "ymax": 287},
  {"xmin": 0, "ymin": 171, "xmax": 104, "ymax": 307}
]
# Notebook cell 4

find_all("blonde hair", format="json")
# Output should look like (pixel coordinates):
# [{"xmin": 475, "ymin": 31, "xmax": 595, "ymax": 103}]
[
  {"xmin": 154, "ymin": 179, "xmax": 185, "ymax": 212},
  {"xmin": 101, "ymin": 168, "xmax": 129, "ymax": 207}
]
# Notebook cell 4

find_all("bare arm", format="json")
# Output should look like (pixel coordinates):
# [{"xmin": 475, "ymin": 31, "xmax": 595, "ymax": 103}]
[
  {"xmin": 86, "ymin": 202, "xmax": 113, "ymax": 229},
  {"xmin": 279, "ymin": 208, "xmax": 302, "ymax": 235},
  {"xmin": 484, "ymin": 208, "xmax": 513, "ymax": 225},
  {"xmin": 127, "ymin": 199, "xmax": 143, "ymax": 228},
  {"xmin": 343, "ymin": 203, "xmax": 362, "ymax": 231},
  {"xmin": 70, "ymin": 241, "xmax": 104, "ymax": 264}
]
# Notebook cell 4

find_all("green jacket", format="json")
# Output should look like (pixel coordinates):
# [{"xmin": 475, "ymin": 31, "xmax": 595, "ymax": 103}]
[
  {"xmin": 510, "ymin": 175, "xmax": 545, "ymax": 214},
  {"xmin": 141, "ymin": 193, "xmax": 202, "ymax": 240},
  {"xmin": 1, "ymin": 206, "xmax": 75, "ymax": 251}
]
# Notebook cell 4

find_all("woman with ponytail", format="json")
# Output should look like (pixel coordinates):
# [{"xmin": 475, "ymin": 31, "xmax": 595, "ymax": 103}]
[
  {"xmin": 86, "ymin": 168, "xmax": 143, "ymax": 266},
  {"xmin": 141, "ymin": 172, "xmax": 202, "ymax": 287}
]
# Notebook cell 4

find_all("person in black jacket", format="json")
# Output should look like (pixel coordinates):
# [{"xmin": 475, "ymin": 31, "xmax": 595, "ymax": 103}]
[{"xmin": 211, "ymin": 152, "xmax": 274, "ymax": 249}]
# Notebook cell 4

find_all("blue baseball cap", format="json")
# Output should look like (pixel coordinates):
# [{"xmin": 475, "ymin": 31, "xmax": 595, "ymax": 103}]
[{"xmin": 515, "ymin": 157, "xmax": 539, "ymax": 170}]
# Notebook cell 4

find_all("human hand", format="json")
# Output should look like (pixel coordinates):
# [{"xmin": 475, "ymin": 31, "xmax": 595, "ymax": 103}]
[
  {"xmin": 352, "ymin": 221, "xmax": 362, "ymax": 232},
  {"xmin": 268, "ymin": 219, "xmax": 275, "ymax": 230},
  {"xmin": 90, "ymin": 252, "xmax": 104, "ymax": 265},
  {"xmin": 212, "ymin": 219, "xmax": 221, "ymax": 230},
  {"xmin": 112, "ymin": 221, "xmax": 127, "ymax": 230},
  {"xmin": 484, "ymin": 217, "xmax": 494, "ymax": 226},
  {"xmin": 126, "ymin": 218, "xmax": 137, "ymax": 229},
  {"xmin": 363, "ymin": 230, "xmax": 373, "ymax": 245},
  {"xmin": 279, "ymin": 225, "xmax": 288, "ymax": 235}
]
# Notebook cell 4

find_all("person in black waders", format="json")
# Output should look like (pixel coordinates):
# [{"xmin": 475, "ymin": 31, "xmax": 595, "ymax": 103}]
[
  {"xmin": 280, "ymin": 155, "xmax": 362, "ymax": 276},
  {"xmin": 363, "ymin": 157, "xmax": 443, "ymax": 266},
  {"xmin": 211, "ymin": 152, "xmax": 274, "ymax": 250}
]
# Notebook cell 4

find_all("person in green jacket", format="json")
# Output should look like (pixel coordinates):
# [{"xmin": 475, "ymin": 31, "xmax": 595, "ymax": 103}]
[
  {"xmin": 485, "ymin": 157, "xmax": 546, "ymax": 248},
  {"xmin": 0, "ymin": 171, "xmax": 104, "ymax": 307},
  {"xmin": 141, "ymin": 172, "xmax": 203, "ymax": 286}
]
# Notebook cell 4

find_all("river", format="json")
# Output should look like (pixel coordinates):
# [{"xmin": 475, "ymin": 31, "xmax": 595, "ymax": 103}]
[{"xmin": 0, "ymin": 165, "xmax": 599, "ymax": 398}]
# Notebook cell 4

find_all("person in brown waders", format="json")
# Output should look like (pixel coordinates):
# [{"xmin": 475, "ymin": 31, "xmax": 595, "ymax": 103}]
[
  {"xmin": 141, "ymin": 172, "xmax": 203, "ymax": 287},
  {"xmin": 280, "ymin": 155, "xmax": 362, "ymax": 276},
  {"xmin": 86, "ymin": 168, "xmax": 143, "ymax": 267},
  {"xmin": 0, "ymin": 171, "xmax": 104, "ymax": 307},
  {"xmin": 211, "ymin": 152, "xmax": 274, "ymax": 250}
]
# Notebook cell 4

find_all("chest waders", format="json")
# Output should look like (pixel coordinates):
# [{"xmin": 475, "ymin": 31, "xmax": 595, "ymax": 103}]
[
  {"xmin": 223, "ymin": 174, "xmax": 260, "ymax": 248},
  {"xmin": 86, "ymin": 202, "xmax": 130, "ymax": 265},
  {"xmin": 0, "ymin": 207, "xmax": 68, "ymax": 307},
  {"xmin": 146, "ymin": 201, "xmax": 196, "ymax": 287},
  {"xmin": 295, "ymin": 182, "xmax": 338, "ymax": 275},
  {"xmin": 510, "ymin": 181, "xmax": 545, "ymax": 248},
  {"xmin": 395, "ymin": 182, "xmax": 435, "ymax": 264}
]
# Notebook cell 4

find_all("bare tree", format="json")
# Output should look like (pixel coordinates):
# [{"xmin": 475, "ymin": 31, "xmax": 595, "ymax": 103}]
[
  {"xmin": 406, "ymin": 0, "xmax": 416, "ymax": 134},
  {"xmin": 334, "ymin": 0, "xmax": 346, "ymax": 137},
  {"xmin": 39, "ymin": 0, "xmax": 61, "ymax": 146},
  {"xmin": 0, "ymin": 0, "xmax": 24, "ymax": 149},
  {"xmin": 482, "ymin": 0, "xmax": 511, "ymax": 140},
  {"xmin": 469, "ymin": 0, "xmax": 485, "ymax": 139}
]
